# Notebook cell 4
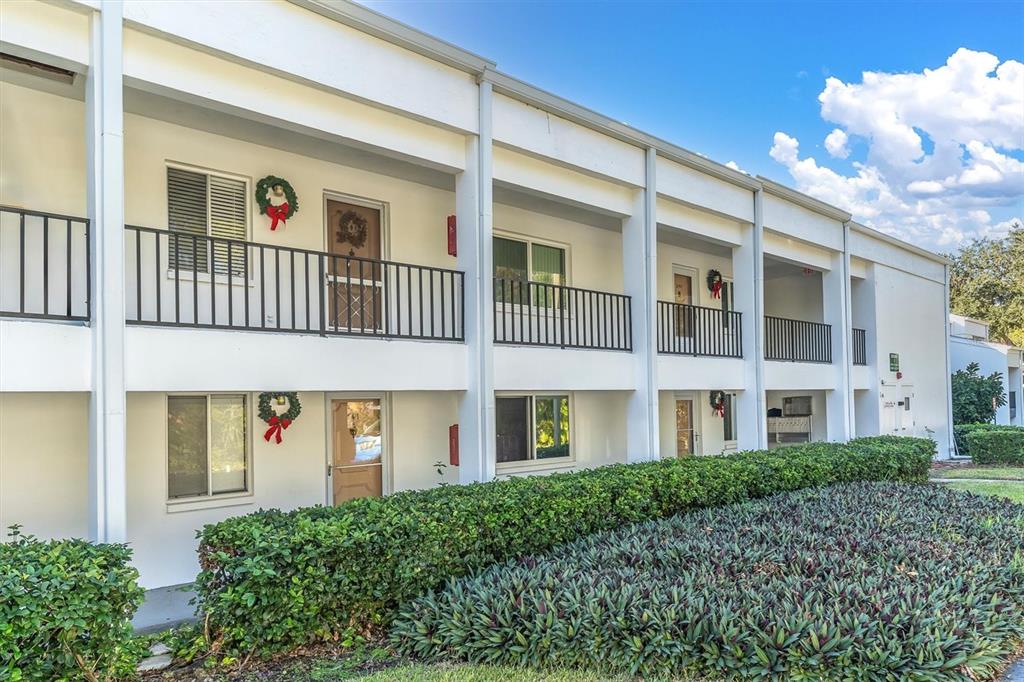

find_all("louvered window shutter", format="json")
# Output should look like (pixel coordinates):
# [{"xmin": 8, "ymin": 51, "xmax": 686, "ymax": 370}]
[
  {"xmin": 209, "ymin": 175, "xmax": 247, "ymax": 275},
  {"xmin": 167, "ymin": 167, "xmax": 247, "ymax": 275}
]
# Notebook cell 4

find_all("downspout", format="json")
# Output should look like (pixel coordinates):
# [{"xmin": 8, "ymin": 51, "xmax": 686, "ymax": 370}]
[
  {"xmin": 842, "ymin": 221, "xmax": 855, "ymax": 438},
  {"xmin": 752, "ymin": 188, "xmax": 767, "ymax": 448},
  {"xmin": 944, "ymin": 263, "xmax": 956, "ymax": 458}
]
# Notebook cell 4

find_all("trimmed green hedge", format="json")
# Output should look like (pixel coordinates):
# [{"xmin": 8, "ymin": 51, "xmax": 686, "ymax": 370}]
[
  {"xmin": 393, "ymin": 482, "xmax": 1024, "ymax": 680},
  {"xmin": 195, "ymin": 436, "xmax": 933, "ymax": 657},
  {"xmin": 967, "ymin": 429, "xmax": 1024, "ymax": 465},
  {"xmin": 954, "ymin": 423, "xmax": 1024, "ymax": 459},
  {"xmin": 0, "ymin": 528, "xmax": 145, "ymax": 680}
]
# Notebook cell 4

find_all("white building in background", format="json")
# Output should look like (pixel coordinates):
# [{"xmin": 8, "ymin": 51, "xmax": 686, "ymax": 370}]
[
  {"xmin": 0, "ymin": 0, "xmax": 953, "ymax": 590},
  {"xmin": 950, "ymin": 314, "xmax": 1023, "ymax": 430}
]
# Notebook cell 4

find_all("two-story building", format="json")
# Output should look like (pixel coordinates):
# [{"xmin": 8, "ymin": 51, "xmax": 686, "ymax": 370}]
[
  {"xmin": 949, "ymin": 314, "xmax": 1023, "ymax": 430},
  {"xmin": 0, "ymin": 0, "xmax": 954, "ymax": 592}
]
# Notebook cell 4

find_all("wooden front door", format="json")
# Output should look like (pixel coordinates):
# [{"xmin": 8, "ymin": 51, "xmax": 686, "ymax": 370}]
[
  {"xmin": 326, "ymin": 199, "xmax": 383, "ymax": 332},
  {"xmin": 676, "ymin": 398, "xmax": 695, "ymax": 457},
  {"xmin": 331, "ymin": 398, "xmax": 383, "ymax": 505},
  {"xmin": 674, "ymin": 273, "xmax": 693, "ymax": 338}
]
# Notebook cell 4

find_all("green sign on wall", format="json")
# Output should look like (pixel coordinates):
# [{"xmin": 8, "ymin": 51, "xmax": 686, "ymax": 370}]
[{"xmin": 889, "ymin": 353, "xmax": 900, "ymax": 372}]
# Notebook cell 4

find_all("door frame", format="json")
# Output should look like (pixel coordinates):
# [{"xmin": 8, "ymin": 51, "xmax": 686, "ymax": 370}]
[
  {"xmin": 323, "ymin": 391, "xmax": 392, "ymax": 506},
  {"xmin": 671, "ymin": 265, "xmax": 699, "ymax": 307},
  {"xmin": 322, "ymin": 191, "xmax": 391, "ymax": 260},
  {"xmin": 674, "ymin": 390, "xmax": 703, "ymax": 457}
]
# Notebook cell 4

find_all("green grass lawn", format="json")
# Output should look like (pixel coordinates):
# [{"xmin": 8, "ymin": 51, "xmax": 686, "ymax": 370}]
[
  {"xmin": 931, "ymin": 466, "xmax": 1024, "ymax": 481},
  {"xmin": 944, "ymin": 479, "xmax": 1024, "ymax": 503}
]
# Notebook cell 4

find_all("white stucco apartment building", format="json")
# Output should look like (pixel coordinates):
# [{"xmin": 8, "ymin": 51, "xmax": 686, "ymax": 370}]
[
  {"xmin": 0, "ymin": 0, "xmax": 954, "ymax": 589},
  {"xmin": 949, "ymin": 314, "xmax": 1023, "ymax": 430}
]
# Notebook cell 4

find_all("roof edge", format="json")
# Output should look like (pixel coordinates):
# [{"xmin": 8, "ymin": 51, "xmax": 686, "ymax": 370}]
[
  {"xmin": 288, "ymin": 0, "xmax": 495, "ymax": 74},
  {"xmin": 484, "ymin": 68, "xmax": 762, "ymax": 192},
  {"xmin": 849, "ymin": 221, "xmax": 952, "ymax": 266},
  {"xmin": 757, "ymin": 176, "xmax": 852, "ymax": 223}
]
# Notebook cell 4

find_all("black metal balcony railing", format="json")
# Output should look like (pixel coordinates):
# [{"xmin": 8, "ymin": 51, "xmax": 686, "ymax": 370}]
[
  {"xmin": 493, "ymin": 278, "xmax": 631, "ymax": 351},
  {"xmin": 764, "ymin": 315, "xmax": 832, "ymax": 363},
  {"xmin": 852, "ymin": 327, "xmax": 867, "ymax": 366},
  {"xmin": 0, "ymin": 206, "xmax": 90, "ymax": 321},
  {"xmin": 656, "ymin": 301, "xmax": 743, "ymax": 358},
  {"xmin": 124, "ymin": 226, "xmax": 464, "ymax": 341}
]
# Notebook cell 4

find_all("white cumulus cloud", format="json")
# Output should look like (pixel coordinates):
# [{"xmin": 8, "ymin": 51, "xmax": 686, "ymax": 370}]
[
  {"xmin": 769, "ymin": 48, "xmax": 1024, "ymax": 250},
  {"xmin": 824, "ymin": 128, "xmax": 849, "ymax": 158}
]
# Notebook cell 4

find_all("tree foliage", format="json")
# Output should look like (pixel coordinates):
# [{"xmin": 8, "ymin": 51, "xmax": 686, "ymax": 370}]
[
  {"xmin": 947, "ymin": 224, "xmax": 1024, "ymax": 347},
  {"xmin": 951, "ymin": 361, "xmax": 1006, "ymax": 424}
]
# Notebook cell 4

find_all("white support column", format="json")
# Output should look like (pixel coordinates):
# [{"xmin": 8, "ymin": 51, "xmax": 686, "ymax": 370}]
[
  {"xmin": 823, "ymin": 236, "xmax": 852, "ymax": 442},
  {"xmin": 853, "ymin": 263, "xmax": 881, "ymax": 438},
  {"xmin": 942, "ymin": 264, "xmax": 956, "ymax": 455},
  {"xmin": 623, "ymin": 147, "xmax": 659, "ymax": 462},
  {"xmin": 86, "ymin": 0, "xmax": 127, "ymax": 543},
  {"xmin": 733, "ymin": 206, "xmax": 766, "ymax": 451},
  {"xmin": 841, "ymin": 222, "xmax": 856, "ymax": 434},
  {"xmin": 455, "ymin": 78, "xmax": 495, "ymax": 483}
]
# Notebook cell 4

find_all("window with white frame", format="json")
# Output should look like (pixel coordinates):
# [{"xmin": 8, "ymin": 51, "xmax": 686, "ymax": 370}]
[
  {"xmin": 167, "ymin": 394, "xmax": 249, "ymax": 499},
  {"xmin": 493, "ymin": 235, "xmax": 567, "ymax": 306},
  {"xmin": 167, "ymin": 166, "xmax": 248, "ymax": 275},
  {"xmin": 723, "ymin": 392, "xmax": 737, "ymax": 444},
  {"xmin": 720, "ymin": 277, "xmax": 735, "ymax": 330},
  {"xmin": 495, "ymin": 394, "xmax": 571, "ymax": 464}
]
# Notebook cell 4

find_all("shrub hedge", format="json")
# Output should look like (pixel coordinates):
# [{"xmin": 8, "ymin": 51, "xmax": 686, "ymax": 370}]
[
  {"xmin": 967, "ymin": 429, "xmax": 1024, "ymax": 465},
  {"xmin": 393, "ymin": 482, "xmax": 1024, "ymax": 680},
  {"xmin": 0, "ymin": 528, "xmax": 145, "ymax": 680},
  {"xmin": 195, "ymin": 436, "xmax": 933, "ymax": 656},
  {"xmin": 954, "ymin": 423, "xmax": 1024, "ymax": 459}
]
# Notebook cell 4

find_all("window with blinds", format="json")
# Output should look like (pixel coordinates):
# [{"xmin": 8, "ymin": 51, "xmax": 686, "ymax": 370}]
[
  {"xmin": 492, "ymin": 235, "xmax": 567, "ymax": 306},
  {"xmin": 167, "ymin": 167, "xmax": 247, "ymax": 275}
]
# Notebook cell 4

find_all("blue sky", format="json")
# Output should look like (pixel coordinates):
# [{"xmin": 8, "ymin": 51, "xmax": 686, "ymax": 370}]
[{"xmin": 362, "ymin": 1, "xmax": 1024, "ymax": 252}]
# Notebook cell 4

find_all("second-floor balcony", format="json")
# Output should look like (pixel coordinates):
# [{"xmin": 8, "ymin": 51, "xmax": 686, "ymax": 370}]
[
  {"xmin": 764, "ymin": 315, "xmax": 832, "ymax": 363},
  {"xmin": 493, "ymin": 278, "xmax": 632, "ymax": 351},
  {"xmin": 656, "ymin": 301, "xmax": 743, "ymax": 358},
  {"xmin": 0, "ymin": 206, "xmax": 464, "ymax": 342}
]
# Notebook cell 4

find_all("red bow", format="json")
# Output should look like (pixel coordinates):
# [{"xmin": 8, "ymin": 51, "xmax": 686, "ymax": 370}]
[
  {"xmin": 266, "ymin": 202, "xmax": 290, "ymax": 231},
  {"xmin": 711, "ymin": 280, "xmax": 722, "ymax": 299},
  {"xmin": 263, "ymin": 415, "xmax": 292, "ymax": 444}
]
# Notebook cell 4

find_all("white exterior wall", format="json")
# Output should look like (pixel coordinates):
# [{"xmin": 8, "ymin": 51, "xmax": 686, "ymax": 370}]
[{"xmin": 0, "ymin": 0, "xmax": 957, "ymax": 588}]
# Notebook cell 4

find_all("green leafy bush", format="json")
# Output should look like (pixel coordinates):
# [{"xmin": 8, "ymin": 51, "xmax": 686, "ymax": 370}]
[
  {"xmin": 967, "ymin": 429, "xmax": 1024, "ymax": 465},
  {"xmin": 195, "ymin": 437, "xmax": 933, "ymax": 656},
  {"xmin": 0, "ymin": 527, "xmax": 145, "ymax": 680},
  {"xmin": 954, "ymin": 423, "xmax": 1024, "ymax": 458},
  {"xmin": 393, "ymin": 482, "xmax": 1024, "ymax": 680}
]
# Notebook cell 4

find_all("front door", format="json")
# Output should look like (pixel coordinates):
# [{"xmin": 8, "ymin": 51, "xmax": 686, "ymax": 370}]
[
  {"xmin": 675, "ymin": 398, "xmax": 696, "ymax": 457},
  {"xmin": 674, "ymin": 273, "xmax": 693, "ymax": 339},
  {"xmin": 326, "ymin": 198, "xmax": 383, "ymax": 333},
  {"xmin": 331, "ymin": 398, "xmax": 383, "ymax": 505}
]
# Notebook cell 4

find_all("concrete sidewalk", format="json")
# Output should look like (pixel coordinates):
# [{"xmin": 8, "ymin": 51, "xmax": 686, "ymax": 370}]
[{"xmin": 132, "ymin": 583, "xmax": 197, "ymax": 634}]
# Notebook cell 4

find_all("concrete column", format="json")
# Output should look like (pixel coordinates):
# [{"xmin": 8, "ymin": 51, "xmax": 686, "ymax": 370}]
[
  {"xmin": 455, "ymin": 78, "xmax": 495, "ymax": 483},
  {"xmin": 852, "ymin": 263, "xmax": 881, "ymax": 438},
  {"xmin": 823, "ymin": 240, "xmax": 852, "ymax": 442},
  {"xmin": 622, "ymin": 147, "xmax": 659, "ymax": 462},
  {"xmin": 733, "ymin": 207, "xmax": 766, "ymax": 450},
  {"xmin": 86, "ymin": 0, "xmax": 127, "ymax": 542}
]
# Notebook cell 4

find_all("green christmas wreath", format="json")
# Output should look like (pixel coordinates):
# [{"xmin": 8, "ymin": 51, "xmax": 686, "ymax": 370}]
[
  {"xmin": 258, "ymin": 391, "xmax": 302, "ymax": 443},
  {"xmin": 709, "ymin": 390, "xmax": 727, "ymax": 417},
  {"xmin": 255, "ymin": 176, "xmax": 299, "ymax": 230}
]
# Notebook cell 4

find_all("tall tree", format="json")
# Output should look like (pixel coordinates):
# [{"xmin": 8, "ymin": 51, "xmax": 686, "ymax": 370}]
[{"xmin": 947, "ymin": 224, "xmax": 1024, "ymax": 347}]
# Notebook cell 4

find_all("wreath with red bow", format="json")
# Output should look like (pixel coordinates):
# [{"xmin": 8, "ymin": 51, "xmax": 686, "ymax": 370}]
[
  {"xmin": 709, "ymin": 390, "xmax": 727, "ymax": 418},
  {"xmin": 258, "ymin": 392, "xmax": 302, "ymax": 444},
  {"xmin": 256, "ymin": 176, "xmax": 299, "ymax": 231},
  {"xmin": 706, "ymin": 269, "xmax": 724, "ymax": 299}
]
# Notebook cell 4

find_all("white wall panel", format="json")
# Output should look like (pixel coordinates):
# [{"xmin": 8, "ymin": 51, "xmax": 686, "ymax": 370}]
[
  {"xmin": 656, "ymin": 157, "xmax": 753, "ymax": 223},
  {"xmin": 122, "ymin": 0, "xmax": 479, "ymax": 132},
  {"xmin": 493, "ymin": 93, "xmax": 644, "ymax": 186}
]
